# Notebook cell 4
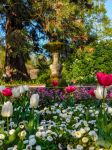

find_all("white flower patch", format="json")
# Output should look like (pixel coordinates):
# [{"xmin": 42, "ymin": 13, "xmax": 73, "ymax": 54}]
[
  {"xmin": 73, "ymin": 131, "xmax": 82, "ymax": 138},
  {"xmin": 47, "ymin": 136, "xmax": 53, "ymax": 141},
  {"xmin": 76, "ymin": 144, "xmax": 83, "ymax": 150},
  {"xmin": 29, "ymin": 138, "xmax": 36, "ymax": 146},
  {"xmin": 1, "ymin": 98, "xmax": 110, "ymax": 150},
  {"xmin": 82, "ymin": 137, "xmax": 89, "ymax": 143},
  {"xmin": 0, "ymin": 134, "xmax": 5, "ymax": 140},
  {"xmin": 9, "ymin": 129, "xmax": 15, "ymax": 135}
]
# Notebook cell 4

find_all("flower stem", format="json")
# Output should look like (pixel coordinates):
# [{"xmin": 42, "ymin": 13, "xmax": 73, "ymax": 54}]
[
  {"xmin": 102, "ymin": 86, "xmax": 105, "ymax": 113},
  {"xmin": 32, "ymin": 108, "xmax": 34, "ymax": 129},
  {"xmin": 7, "ymin": 117, "xmax": 9, "ymax": 132}
]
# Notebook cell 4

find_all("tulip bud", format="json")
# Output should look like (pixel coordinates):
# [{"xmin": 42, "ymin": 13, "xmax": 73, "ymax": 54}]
[
  {"xmin": 30, "ymin": 94, "xmax": 39, "ymax": 108},
  {"xmin": 94, "ymin": 86, "xmax": 107, "ymax": 100},
  {"xmin": 52, "ymin": 80, "xmax": 59, "ymax": 86},
  {"xmin": 107, "ymin": 107, "xmax": 112, "ymax": 114},
  {"xmin": 1, "ymin": 101, "xmax": 13, "ymax": 117}
]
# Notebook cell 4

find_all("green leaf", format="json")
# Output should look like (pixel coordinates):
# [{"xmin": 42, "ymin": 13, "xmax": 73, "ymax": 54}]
[{"xmin": 96, "ymin": 138, "xmax": 111, "ymax": 148}]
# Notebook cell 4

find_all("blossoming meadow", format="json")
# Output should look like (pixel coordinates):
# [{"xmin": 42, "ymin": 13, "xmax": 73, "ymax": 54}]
[{"xmin": 0, "ymin": 73, "xmax": 112, "ymax": 150}]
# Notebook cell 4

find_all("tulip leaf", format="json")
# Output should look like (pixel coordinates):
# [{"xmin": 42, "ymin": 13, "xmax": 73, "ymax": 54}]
[
  {"xmin": 5, "ymin": 134, "xmax": 16, "ymax": 144},
  {"xmin": 96, "ymin": 138, "xmax": 111, "ymax": 148}
]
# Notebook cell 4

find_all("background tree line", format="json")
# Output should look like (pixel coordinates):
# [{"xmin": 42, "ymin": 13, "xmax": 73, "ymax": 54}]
[{"xmin": 0, "ymin": 0, "xmax": 112, "ymax": 84}]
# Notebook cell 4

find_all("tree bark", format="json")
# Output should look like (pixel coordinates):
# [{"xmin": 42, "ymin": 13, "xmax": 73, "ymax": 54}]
[{"xmin": 4, "ymin": 12, "xmax": 30, "ymax": 81}]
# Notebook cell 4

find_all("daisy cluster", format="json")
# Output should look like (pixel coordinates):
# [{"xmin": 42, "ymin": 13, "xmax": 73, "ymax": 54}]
[
  {"xmin": 36, "ymin": 103, "xmax": 100, "ymax": 150},
  {"xmin": 1, "ymin": 100, "xmax": 112, "ymax": 150}
]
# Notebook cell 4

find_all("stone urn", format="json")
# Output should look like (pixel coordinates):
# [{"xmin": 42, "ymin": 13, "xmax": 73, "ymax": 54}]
[
  {"xmin": 29, "ymin": 69, "xmax": 39, "ymax": 80},
  {"xmin": 44, "ymin": 41, "xmax": 64, "ymax": 81}
]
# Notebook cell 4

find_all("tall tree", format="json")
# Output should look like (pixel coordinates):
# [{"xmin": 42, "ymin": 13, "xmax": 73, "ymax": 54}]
[
  {"xmin": 0, "ymin": 0, "xmax": 43, "ymax": 80},
  {"xmin": 33, "ymin": 0, "xmax": 107, "ymax": 58}
]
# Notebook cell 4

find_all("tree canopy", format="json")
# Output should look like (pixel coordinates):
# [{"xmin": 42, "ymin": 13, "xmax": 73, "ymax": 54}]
[{"xmin": 0, "ymin": 0, "xmax": 111, "ymax": 82}]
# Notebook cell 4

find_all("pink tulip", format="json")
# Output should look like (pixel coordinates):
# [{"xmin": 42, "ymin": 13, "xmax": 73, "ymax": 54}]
[
  {"xmin": 2, "ymin": 88, "xmax": 12, "ymax": 97},
  {"xmin": 38, "ymin": 87, "xmax": 45, "ymax": 93},
  {"xmin": 96, "ymin": 72, "xmax": 112, "ymax": 86},
  {"xmin": 88, "ymin": 88, "xmax": 95, "ymax": 97},
  {"xmin": 65, "ymin": 85, "xmax": 76, "ymax": 93},
  {"xmin": 52, "ymin": 80, "xmax": 59, "ymax": 86}
]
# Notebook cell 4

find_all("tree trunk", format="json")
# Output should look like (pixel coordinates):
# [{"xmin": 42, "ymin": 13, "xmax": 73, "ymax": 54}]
[{"xmin": 3, "ymin": 14, "xmax": 30, "ymax": 81}]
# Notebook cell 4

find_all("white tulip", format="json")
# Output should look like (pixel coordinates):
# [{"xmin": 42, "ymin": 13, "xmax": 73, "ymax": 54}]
[
  {"xmin": 107, "ymin": 107, "xmax": 112, "ymax": 114},
  {"xmin": 1, "ymin": 101, "xmax": 13, "ymax": 117},
  {"xmin": 12, "ymin": 87, "xmax": 20, "ymax": 98},
  {"xmin": 30, "ymin": 94, "xmax": 39, "ymax": 108},
  {"xmin": 17, "ymin": 85, "xmax": 29, "ymax": 94},
  {"xmin": 23, "ymin": 85, "xmax": 29, "ymax": 91},
  {"xmin": 18, "ymin": 86, "xmax": 26, "ymax": 94},
  {"xmin": 94, "ymin": 86, "xmax": 107, "ymax": 100}
]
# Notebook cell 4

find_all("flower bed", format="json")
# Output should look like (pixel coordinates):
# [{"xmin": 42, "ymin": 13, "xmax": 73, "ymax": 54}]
[
  {"xmin": 0, "ymin": 94, "xmax": 112, "ymax": 150},
  {"xmin": 0, "ymin": 72, "xmax": 112, "ymax": 149}
]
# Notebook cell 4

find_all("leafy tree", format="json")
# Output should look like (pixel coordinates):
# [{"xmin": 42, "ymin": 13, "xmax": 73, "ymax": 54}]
[
  {"xmin": 0, "ymin": 0, "xmax": 43, "ymax": 80},
  {"xmin": 61, "ymin": 0, "xmax": 112, "ymax": 83},
  {"xmin": 0, "ymin": 0, "xmax": 111, "ymax": 82}
]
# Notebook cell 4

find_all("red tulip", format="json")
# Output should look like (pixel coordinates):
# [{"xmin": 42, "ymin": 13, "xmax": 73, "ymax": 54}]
[
  {"xmin": 96, "ymin": 72, "xmax": 112, "ymax": 86},
  {"xmin": 2, "ymin": 88, "xmax": 12, "ymax": 97},
  {"xmin": 65, "ymin": 85, "xmax": 76, "ymax": 93},
  {"xmin": 88, "ymin": 88, "xmax": 95, "ymax": 97},
  {"xmin": 52, "ymin": 80, "xmax": 59, "ymax": 86}
]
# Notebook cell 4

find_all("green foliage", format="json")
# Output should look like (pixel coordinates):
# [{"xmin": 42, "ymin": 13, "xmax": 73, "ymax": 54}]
[
  {"xmin": 0, "ymin": 47, "xmax": 5, "ymax": 67},
  {"xmin": 8, "ymin": 29, "xmax": 32, "ymax": 61},
  {"xmin": 62, "ymin": 40, "xmax": 112, "ymax": 84},
  {"xmin": 37, "ymin": 70, "xmax": 50, "ymax": 84},
  {"xmin": 34, "ymin": 55, "xmax": 50, "ymax": 83}
]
